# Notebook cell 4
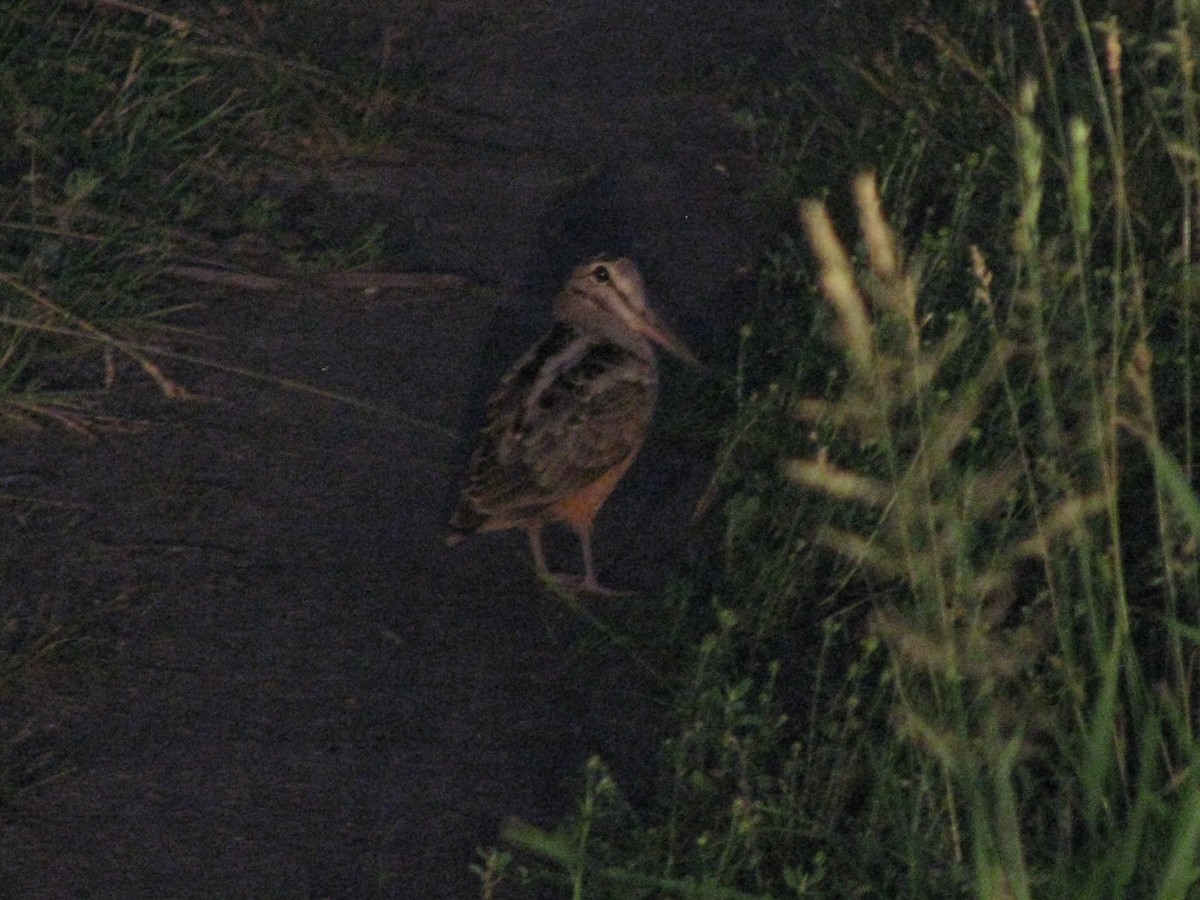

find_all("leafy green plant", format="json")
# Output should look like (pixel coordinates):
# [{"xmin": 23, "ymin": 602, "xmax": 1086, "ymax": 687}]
[{"xmin": 0, "ymin": 0, "xmax": 402, "ymax": 419}]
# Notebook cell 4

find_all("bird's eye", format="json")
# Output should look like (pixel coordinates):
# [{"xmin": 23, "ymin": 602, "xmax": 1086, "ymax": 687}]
[{"xmin": 592, "ymin": 265, "xmax": 610, "ymax": 283}]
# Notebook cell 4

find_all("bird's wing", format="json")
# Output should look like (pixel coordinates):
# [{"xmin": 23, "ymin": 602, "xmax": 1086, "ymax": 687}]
[{"xmin": 454, "ymin": 327, "xmax": 657, "ymax": 529}]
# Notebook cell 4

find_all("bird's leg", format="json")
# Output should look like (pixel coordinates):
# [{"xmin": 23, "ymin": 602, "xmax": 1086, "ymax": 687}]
[
  {"xmin": 577, "ymin": 520, "xmax": 600, "ymax": 593},
  {"xmin": 573, "ymin": 520, "xmax": 634, "ymax": 596},
  {"xmin": 528, "ymin": 519, "xmax": 635, "ymax": 596},
  {"xmin": 527, "ymin": 525, "xmax": 550, "ymax": 578}
]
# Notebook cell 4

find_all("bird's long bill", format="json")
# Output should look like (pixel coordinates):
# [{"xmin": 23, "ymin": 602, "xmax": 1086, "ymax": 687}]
[{"xmin": 636, "ymin": 308, "xmax": 700, "ymax": 368}]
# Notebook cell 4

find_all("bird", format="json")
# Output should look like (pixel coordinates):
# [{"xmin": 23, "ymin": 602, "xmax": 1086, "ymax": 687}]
[{"xmin": 447, "ymin": 255, "xmax": 698, "ymax": 593}]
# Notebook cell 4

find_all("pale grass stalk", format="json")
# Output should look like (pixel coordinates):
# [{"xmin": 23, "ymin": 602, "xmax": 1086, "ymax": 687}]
[
  {"xmin": 793, "ymin": 394, "xmax": 888, "ymax": 437},
  {"xmin": 853, "ymin": 171, "xmax": 900, "ymax": 283},
  {"xmin": 1172, "ymin": 1, "xmax": 1197, "ymax": 486},
  {"xmin": 798, "ymin": 200, "xmax": 874, "ymax": 380},
  {"xmin": 781, "ymin": 450, "xmax": 892, "ymax": 507},
  {"xmin": 812, "ymin": 527, "xmax": 907, "ymax": 581},
  {"xmin": 0, "ymin": 274, "xmax": 190, "ymax": 399},
  {"xmin": 791, "ymin": 170, "xmax": 1042, "ymax": 898}
]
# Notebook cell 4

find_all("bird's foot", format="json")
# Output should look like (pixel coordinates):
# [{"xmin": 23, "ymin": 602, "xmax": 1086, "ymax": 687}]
[{"xmin": 539, "ymin": 571, "xmax": 636, "ymax": 597}]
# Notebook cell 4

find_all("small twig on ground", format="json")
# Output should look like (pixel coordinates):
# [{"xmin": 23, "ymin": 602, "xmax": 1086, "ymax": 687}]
[{"xmin": 163, "ymin": 265, "xmax": 470, "ymax": 295}]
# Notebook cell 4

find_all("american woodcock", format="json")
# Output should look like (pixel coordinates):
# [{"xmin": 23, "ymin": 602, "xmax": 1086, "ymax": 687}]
[{"xmin": 447, "ymin": 256, "xmax": 698, "ymax": 593}]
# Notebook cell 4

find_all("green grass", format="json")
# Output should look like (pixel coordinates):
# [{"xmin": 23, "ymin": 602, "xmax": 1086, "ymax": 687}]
[
  {"xmin": 492, "ymin": 2, "xmax": 1200, "ymax": 897},
  {"xmin": 0, "ymin": 0, "xmax": 409, "ymax": 423}
]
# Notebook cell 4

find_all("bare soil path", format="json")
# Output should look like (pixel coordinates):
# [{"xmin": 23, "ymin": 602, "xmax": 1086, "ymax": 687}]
[{"xmin": 0, "ymin": 3, "xmax": 808, "ymax": 897}]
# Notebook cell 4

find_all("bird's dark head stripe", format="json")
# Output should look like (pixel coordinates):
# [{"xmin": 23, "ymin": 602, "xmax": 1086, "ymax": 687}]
[{"xmin": 580, "ymin": 266, "xmax": 639, "ymax": 317}]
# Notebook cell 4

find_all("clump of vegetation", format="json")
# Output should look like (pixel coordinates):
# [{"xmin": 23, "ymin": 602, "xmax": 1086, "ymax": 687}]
[
  {"xmin": 0, "ymin": 0, "xmax": 399, "ymax": 426},
  {"xmin": 489, "ymin": 2, "xmax": 1200, "ymax": 897}
]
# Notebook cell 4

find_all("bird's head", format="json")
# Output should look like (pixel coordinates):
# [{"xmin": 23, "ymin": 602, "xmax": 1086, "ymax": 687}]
[{"xmin": 554, "ymin": 257, "xmax": 699, "ymax": 367}]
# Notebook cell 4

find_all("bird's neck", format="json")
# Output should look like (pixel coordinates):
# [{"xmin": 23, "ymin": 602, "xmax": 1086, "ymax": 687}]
[{"xmin": 555, "ymin": 307, "xmax": 654, "ymax": 362}]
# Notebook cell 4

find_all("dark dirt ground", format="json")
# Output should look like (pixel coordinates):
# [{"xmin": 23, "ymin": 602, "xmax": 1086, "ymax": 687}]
[{"xmin": 0, "ymin": 3, "xmax": 813, "ymax": 897}]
